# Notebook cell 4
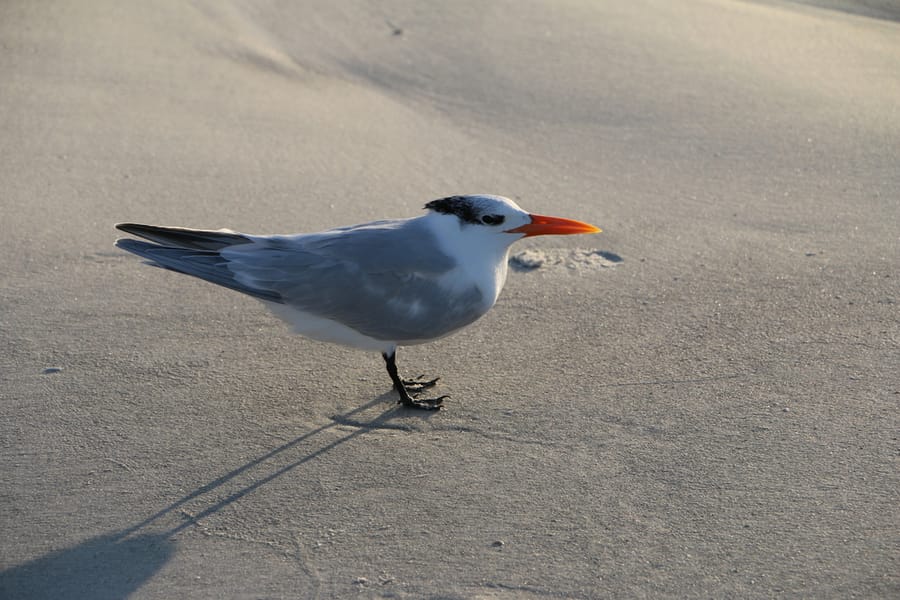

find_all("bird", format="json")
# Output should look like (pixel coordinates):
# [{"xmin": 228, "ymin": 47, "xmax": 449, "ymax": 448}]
[{"xmin": 115, "ymin": 194, "xmax": 600, "ymax": 410}]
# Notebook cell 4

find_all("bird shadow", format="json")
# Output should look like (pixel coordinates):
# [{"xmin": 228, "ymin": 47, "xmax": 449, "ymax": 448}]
[
  {"xmin": 0, "ymin": 395, "xmax": 426, "ymax": 600},
  {"xmin": 0, "ymin": 532, "xmax": 173, "ymax": 600}
]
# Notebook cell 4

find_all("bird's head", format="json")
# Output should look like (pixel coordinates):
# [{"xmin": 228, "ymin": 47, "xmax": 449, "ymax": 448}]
[{"xmin": 424, "ymin": 195, "xmax": 600, "ymax": 244}]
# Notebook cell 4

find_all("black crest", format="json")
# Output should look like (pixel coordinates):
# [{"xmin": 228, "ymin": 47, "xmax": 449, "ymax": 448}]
[{"xmin": 424, "ymin": 196, "xmax": 481, "ymax": 225}]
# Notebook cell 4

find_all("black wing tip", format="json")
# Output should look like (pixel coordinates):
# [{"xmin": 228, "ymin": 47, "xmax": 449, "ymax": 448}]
[
  {"xmin": 115, "ymin": 223, "xmax": 173, "ymax": 246},
  {"xmin": 115, "ymin": 223, "xmax": 193, "ymax": 233},
  {"xmin": 114, "ymin": 238, "xmax": 157, "ymax": 255},
  {"xmin": 113, "ymin": 223, "xmax": 252, "ymax": 245},
  {"xmin": 115, "ymin": 222, "xmax": 161, "ymax": 237},
  {"xmin": 114, "ymin": 236, "xmax": 145, "ymax": 247}
]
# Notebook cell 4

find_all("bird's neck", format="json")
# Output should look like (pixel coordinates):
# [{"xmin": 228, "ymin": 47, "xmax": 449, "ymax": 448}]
[{"xmin": 427, "ymin": 216, "xmax": 512, "ymax": 307}]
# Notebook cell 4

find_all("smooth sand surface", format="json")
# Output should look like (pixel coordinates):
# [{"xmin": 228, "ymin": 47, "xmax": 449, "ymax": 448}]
[{"xmin": 1, "ymin": 1, "xmax": 897, "ymax": 598}]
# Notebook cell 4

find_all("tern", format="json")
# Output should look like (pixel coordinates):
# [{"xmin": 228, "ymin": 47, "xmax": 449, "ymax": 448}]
[{"xmin": 116, "ymin": 195, "xmax": 600, "ymax": 410}]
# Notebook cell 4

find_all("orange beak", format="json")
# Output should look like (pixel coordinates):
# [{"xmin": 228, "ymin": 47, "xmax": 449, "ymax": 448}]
[{"xmin": 506, "ymin": 214, "xmax": 601, "ymax": 237}]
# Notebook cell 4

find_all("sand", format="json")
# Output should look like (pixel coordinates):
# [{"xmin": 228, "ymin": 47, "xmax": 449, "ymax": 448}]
[{"xmin": 1, "ymin": 1, "xmax": 897, "ymax": 598}]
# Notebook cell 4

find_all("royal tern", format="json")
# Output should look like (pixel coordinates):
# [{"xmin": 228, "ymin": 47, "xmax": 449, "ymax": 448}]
[{"xmin": 116, "ymin": 195, "xmax": 600, "ymax": 410}]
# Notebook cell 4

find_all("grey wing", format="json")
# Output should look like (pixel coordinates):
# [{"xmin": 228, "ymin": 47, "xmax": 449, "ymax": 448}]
[
  {"xmin": 226, "ymin": 220, "xmax": 486, "ymax": 342},
  {"xmin": 114, "ymin": 220, "xmax": 443, "ymax": 308}
]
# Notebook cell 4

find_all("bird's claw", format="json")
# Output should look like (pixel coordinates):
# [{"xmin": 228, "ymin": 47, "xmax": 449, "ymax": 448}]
[
  {"xmin": 398, "ymin": 394, "xmax": 448, "ymax": 411},
  {"xmin": 401, "ymin": 375, "xmax": 440, "ymax": 391}
]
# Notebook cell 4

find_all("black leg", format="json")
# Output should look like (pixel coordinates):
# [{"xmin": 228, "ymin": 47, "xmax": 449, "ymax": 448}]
[{"xmin": 382, "ymin": 351, "xmax": 447, "ymax": 410}]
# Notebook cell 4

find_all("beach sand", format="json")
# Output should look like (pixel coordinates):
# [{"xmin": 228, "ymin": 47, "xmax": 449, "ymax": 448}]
[{"xmin": 1, "ymin": 1, "xmax": 897, "ymax": 597}]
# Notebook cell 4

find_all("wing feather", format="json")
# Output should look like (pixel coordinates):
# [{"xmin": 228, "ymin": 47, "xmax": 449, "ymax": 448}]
[
  {"xmin": 225, "ymin": 219, "xmax": 485, "ymax": 341},
  {"xmin": 115, "ymin": 224, "xmax": 252, "ymax": 251},
  {"xmin": 117, "ymin": 217, "xmax": 487, "ymax": 343}
]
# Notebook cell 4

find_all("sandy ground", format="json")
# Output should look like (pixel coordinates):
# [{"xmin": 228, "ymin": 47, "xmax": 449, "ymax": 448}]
[{"xmin": 1, "ymin": 1, "xmax": 897, "ymax": 598}]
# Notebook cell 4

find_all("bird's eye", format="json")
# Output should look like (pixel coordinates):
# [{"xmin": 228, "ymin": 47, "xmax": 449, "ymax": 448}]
[{"xmin": 481, "ymin": 214, "xmax": 505, "ymax": 226}]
